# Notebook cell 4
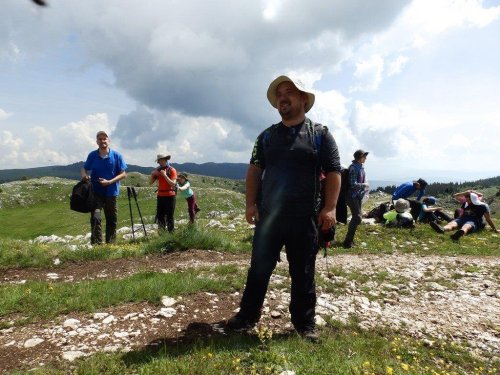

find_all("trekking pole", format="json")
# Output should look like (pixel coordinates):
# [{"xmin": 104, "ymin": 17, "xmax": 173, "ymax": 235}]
[
  {"xmin": 127, "ymin": 187, "xmax": 135, "ymax": 240},
  {"xmin": 131, "ymin": 187, "xmax": 148, "ymax": 238}
]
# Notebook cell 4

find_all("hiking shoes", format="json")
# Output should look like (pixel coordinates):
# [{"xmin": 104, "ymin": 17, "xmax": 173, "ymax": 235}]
[
  {"xmin": 299, "ymin": 330, "xmax": 319, "ymax": 343},
  {"xmin": 343, "ymin": 240, "xmax": 355, "ymax": 249},
  {"xmin": 450, "ymin": 229, "xmax": 465, "ymax": 242},
  {"xmin": 430, "ymin": 221, "xmax": 445, "ymax": 234},
  {"xmin": 227, "ymin": 314, "xmax": 259, "ymax": 330},
  {"xmin": 195, "ymin": 207, "xmax": 201, "ymax": 214}
]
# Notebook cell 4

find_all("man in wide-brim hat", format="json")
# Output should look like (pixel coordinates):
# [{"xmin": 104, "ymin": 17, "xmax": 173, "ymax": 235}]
[
  {"xmin": 149, "ymin": 152, "xmax": 177, "ymax": 233},
  {"xmin": 227, "ymin": 75, "xmax": 342, "ymax": 343}
]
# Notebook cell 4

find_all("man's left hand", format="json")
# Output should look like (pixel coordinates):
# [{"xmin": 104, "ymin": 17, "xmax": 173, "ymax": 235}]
[
  {"xmin": 99, "ymin": 178, "xmax": 111, "ymax": 186},
  {"xmin": 318, "ymin": 207, "xmax": 336, "ymax": 230}
]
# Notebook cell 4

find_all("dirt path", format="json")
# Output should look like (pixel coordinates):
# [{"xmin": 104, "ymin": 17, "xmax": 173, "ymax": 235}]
[{"xmin": 1, "ymin": 250, "xmax": 249, "ymax": 285}]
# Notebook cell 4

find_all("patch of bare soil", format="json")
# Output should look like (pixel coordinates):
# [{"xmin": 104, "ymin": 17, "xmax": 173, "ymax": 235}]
[{"xmin": 0, "ymin": 250, "xmax": 249, "ymax": 285}]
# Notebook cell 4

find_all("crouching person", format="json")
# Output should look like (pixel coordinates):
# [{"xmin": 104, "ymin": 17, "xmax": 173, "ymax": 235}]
[
  {"xmin": 418, "ymin": 197, "xmax": 452, "ymax": 223},
  {"xmin": 383, "ymin": 198, "xmax": 415, "ymax": 228},
  {"xmin": 430, "ymin": 192, "xmax": 499, "ymax": 241},
  {"xmin": 177, "ymin": 172, "xmax": 201, "ymax": 224}
]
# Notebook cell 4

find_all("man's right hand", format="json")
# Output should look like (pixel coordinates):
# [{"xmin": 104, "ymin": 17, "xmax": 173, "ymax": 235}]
[
  {"xmin": 81, "ymin": 175, "xmax": 90, "ymax": 181},
  {"xmin": 246, "ymin": 205, "xmax": 260, "ymax": 224}
]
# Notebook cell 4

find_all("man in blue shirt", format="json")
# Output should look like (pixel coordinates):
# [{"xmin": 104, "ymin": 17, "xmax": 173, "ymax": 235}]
[
  {"xmin": 80, "ymin": 131, "xmax": 127, "ymax": 245},
  {"xmin": 392, "ymin": 178, "xmax": 427, "ymax": 202}
]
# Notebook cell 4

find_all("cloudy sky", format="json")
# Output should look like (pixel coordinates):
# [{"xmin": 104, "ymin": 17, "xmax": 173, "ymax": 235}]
[{"xmin": 1, "ymin": 0, "xmax": 500, "ymax": 181}]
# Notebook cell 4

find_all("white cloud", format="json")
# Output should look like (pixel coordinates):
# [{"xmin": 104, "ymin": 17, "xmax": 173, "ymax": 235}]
[
  {"xmin": 387, "ymin": 55, "xmax": 409, "ymax": 76},
  {"xmin": 0, "ymin": 0, "xmax": 407, "ymax": 140},
  {"xmin": 403, "ymin": 0, "xmax": 500, "ymax": 35},
  {"xmin": 29, "ymin": 126, "xmax": 52, "ymax": 147},
  {"xmin": 0, "ymin": 131, "xmax": 23, "ymax": 165},
  {"xmin": 348, "ymin": 100, "xmax": 430, "ymax": 159},
  {"xmin": 0, "ymin": 108, "xmax": 13, "ymax": 121},
  {"xmin": 57, "ymin": 113, "xmax": 111, "ymax": 161},
  {"xmin": 350, "ymin": 55, "xmax": 384, "ymax": 92}
]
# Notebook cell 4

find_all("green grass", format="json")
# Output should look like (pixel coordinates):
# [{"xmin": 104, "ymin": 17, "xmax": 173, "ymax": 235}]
[
  {"xmin": 0, "ymin": 266, "xmax": 246, "ymax": 322},
  {"xmin": 11, "ymin": 322, "xmax": 500, "ymax": 375},
  {"xmin": 0, "ymin": 176, "xmax": 245, "ymax": 240},
  {"xmin": 0, "ymin": 225, "xmax": 250, "ymax": 269}
]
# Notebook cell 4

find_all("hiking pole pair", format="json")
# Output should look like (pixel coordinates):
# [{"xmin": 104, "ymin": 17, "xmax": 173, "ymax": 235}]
[{"xmin": 127, "ymin": 187, "xmax": 148, "ymax": 240}]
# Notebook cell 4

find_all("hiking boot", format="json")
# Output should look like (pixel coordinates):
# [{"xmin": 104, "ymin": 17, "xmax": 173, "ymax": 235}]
[
  {"xmin": 299, "ymin": 330, "xmax": 319, "ymax": 343},
  {"xmin": 343, "ymin": 240, "xmax": 355, "ymax": 249},
  {"xmin": 430, "ymin": 221, "xmax": 445, "ymax": 234},
  {"xmin": 195, "ymin": 207, "xmax": 201, "ymax": 214},
  {"xmin": 227, "ymin": 314, "xmax": 259, "ymax": 330},
  {"xmin": 450, "ymin": 229, "xmax": 465, "ymax": 242}
]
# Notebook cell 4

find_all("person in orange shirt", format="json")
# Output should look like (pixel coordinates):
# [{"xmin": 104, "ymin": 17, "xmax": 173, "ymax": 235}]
[{"xmin": 149, "ymin": 153, "xmax": 177, "ymax": 233}]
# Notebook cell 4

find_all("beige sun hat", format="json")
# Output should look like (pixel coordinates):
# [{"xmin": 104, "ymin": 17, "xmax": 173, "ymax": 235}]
[
  {"xmin": 267, "ymin": 75, "xmax": 315, "ymax": 113},
  {"xmin": 154, "ymin": 153, "xmax": 171, "ymax": 162},
  {"xmin": 394, "ymin": 198, "xmax": 410, "ymax": 213}
]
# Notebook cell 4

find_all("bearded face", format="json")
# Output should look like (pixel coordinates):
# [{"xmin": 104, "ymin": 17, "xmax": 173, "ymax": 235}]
[{"xmin": 276, "ymin": 82, "xmax": 307, "ymax": 121}]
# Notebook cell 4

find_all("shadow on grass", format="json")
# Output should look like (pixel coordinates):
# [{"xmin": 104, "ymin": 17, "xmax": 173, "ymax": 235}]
[{"xmin": 120, "ymin": 319, "xmax": 295, "ymax": 368}]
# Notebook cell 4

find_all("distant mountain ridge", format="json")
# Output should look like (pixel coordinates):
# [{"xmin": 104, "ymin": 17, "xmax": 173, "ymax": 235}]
[{"xmin": 0, "ymin": 162, "xmax": 249, "ymax": 183}]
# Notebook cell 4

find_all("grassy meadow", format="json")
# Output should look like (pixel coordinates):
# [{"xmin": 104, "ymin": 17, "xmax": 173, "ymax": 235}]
[{"xmin": 1, "ymin": 174, "xmax": 500, "ymax": 374}]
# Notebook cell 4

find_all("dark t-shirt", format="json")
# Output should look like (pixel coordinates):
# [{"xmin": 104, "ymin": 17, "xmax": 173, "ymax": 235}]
[
  {"xmin": 250, "ymin": 118, "xmax": 341, "ymax": 217},
  {"xmin": 460, "ymin": 202, "xmax": 489, "ymax": 225}
]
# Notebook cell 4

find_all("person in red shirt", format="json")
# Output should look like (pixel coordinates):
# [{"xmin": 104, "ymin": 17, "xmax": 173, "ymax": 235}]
[{"xmin": 149, "ymin": 153, "xmax": 177, "ymax": 233}]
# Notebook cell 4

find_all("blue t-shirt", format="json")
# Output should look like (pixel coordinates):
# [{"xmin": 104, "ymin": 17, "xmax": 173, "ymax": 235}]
[
  {"xmin": 83, "ymin": 149, "xmax": 127, "ymax": 197},
  {"xmin": 392, "ymin": 182, "xmax": 425, "ymax": 201}
]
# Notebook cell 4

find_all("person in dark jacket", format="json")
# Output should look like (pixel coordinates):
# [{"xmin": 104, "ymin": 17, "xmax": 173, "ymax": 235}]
[
  {"xmin": 343, "ymin": 150, "xmax": 369, "ymax": 248},
  {"xmin": 227, "ymin": 75, "xmax": 341, "ymax": 343}
]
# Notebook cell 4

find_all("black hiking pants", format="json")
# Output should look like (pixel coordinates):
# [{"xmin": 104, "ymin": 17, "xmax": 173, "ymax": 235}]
[
  {"xmin": 238, "ymin": 207, "xmax": 319, "ymax": 332},
  {"xmin": 157, "ymin": 195, "xmax": 176, "ymax": 233},
  {"xmin": 345, "ymin": 194, "xmax": 362, "ymax": 243},
  {"xmin": 90, "ymin": 194, "xmax": 118, "ymax": 245}
]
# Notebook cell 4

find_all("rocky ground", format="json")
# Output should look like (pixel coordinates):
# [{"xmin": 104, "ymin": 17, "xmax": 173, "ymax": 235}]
[{"xmin": 1, "ymin": 248, "xmax": 499, "ymax": 372}]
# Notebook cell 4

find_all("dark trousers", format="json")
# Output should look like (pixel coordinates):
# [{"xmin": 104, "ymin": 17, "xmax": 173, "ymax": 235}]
[
  {"xmin": 420, "ymin": 210, "xmax": 452, "ymax": 223},
  {"xmin": 90, "ymin": 194, "xmax": 118, "ymax": 245},
  {"xmin": 157, "ymin": 195, "xmax": 176, "ymax": 232},
  {"xmin": 238, "ymin": 208, "xmax": 319, "ymax": 331},
  {"xmin": 345, "ymin": 194, "xmax": 362, "ymax": 243},
  {"xmin": 186, "ymin": 193, "xmax": 199, "ymax": 224}
]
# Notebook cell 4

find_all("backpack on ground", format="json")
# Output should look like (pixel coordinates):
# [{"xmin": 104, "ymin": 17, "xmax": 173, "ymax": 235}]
[
  {"xmin": 70, "ymin": 180, "xmax": 97, "ymax": 213},
  {"xmin": 365, "ymin": 201, "xmax": 390, "ymax": 222}
]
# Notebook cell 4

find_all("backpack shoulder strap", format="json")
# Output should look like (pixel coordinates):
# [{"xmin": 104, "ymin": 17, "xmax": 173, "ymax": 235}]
[
  {"xmin": 262, "ymin": 123, "xmax": 280, "ymax": 151},
  {"xmin": 307, "ymin": 120, "xmax": 327, "ymax": 166}
]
